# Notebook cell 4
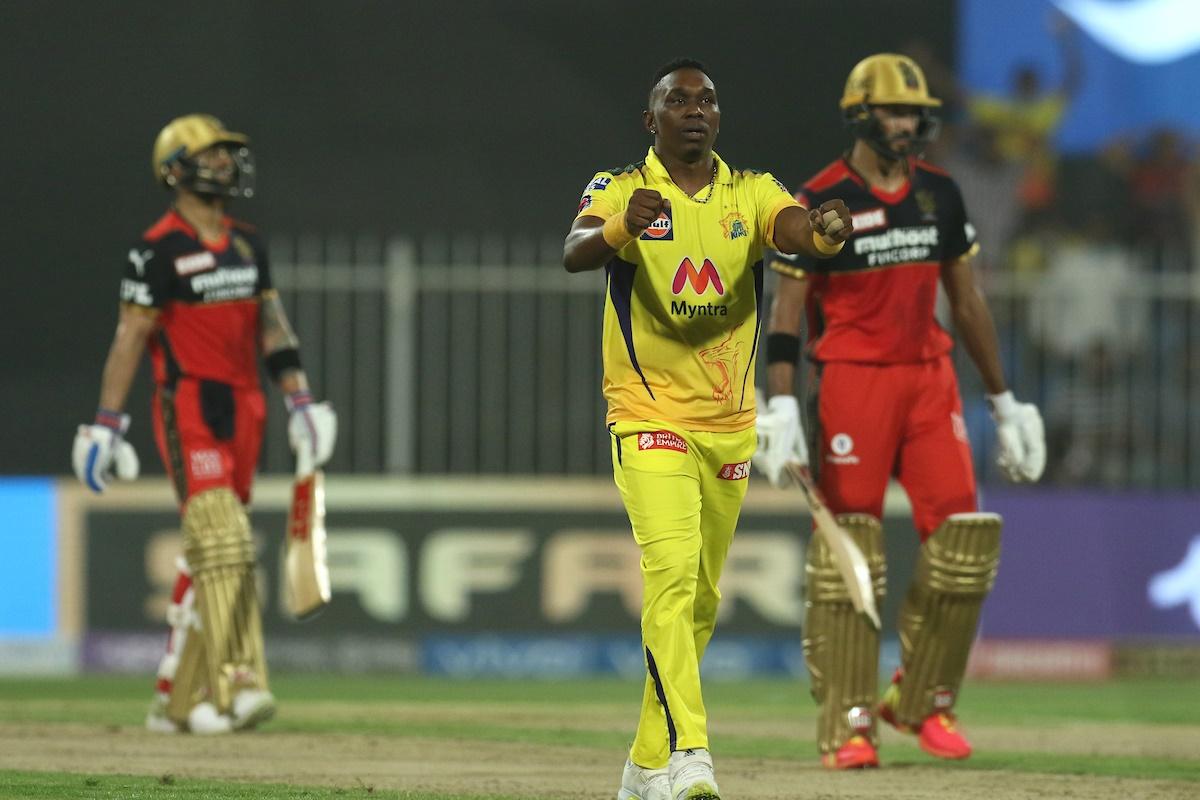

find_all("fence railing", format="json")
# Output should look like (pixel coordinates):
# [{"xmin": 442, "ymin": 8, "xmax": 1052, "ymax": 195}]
[{"xmin": 266, "ymin": 233, "xmax": 1200, "ymax": 489}]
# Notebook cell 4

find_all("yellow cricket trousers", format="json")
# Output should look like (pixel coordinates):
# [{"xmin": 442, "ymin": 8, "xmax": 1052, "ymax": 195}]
[{"xmin": 609, "ymin": 419, "xmax": 757, "ymax": 768}]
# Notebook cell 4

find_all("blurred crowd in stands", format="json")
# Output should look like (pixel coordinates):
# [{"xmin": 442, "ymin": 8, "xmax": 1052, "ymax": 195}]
[{"xmin": 913, "ymin": 15, "xmax": 1200, "ymax": 488}]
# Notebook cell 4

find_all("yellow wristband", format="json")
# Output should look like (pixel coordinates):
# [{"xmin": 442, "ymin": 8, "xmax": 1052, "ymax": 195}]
[
  {"xmin": 812, "ymin": 229, "xmax": 844, "ymax": 255},
  {"xmin": 602, "ymin": 213, "xmax": 637, "ymax": 250}
]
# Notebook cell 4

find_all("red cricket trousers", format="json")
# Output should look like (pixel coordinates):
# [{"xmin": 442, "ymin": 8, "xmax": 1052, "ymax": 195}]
[
  {"xmin": 813, "ymin": 356, "xmax": 977, "ymax": 539},
  {"xmin": 151, "ymin": 377, "xmax": 266, "ymax": 506}
]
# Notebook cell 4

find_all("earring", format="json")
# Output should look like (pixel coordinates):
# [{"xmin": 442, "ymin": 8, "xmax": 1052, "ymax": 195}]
[{"xmin": 650, "ymin": 127, "xmax": 657, "ymax": 134}]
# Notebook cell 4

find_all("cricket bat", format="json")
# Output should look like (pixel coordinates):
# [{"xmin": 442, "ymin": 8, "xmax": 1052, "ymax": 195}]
[
  {"xmin": 786, "ymin": 463, "xmax": 882, "ymax": 630},
  {"xmin": 285, "ymin": 469, "xmax": 331, "ymax": 620}
]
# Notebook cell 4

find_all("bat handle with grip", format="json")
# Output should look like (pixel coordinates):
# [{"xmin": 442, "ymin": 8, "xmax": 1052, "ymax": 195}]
[{"xmin": 295, "ymin": 446, "xmax": 315, "ymax": 479}]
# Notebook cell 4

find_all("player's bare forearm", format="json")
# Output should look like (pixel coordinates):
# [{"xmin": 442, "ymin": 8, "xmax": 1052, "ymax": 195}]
[
  {"xmin": 766, "ymin": 274, "xmax": 809, "ymax": 397},
  {"xmin": 772, "ymin": 206, "xmax": 819, "ymax": 256},
  {"xmin": 942, "ymin": 257, "xmax": 1006, "ymax": 395},
  {"xmin": 564, "ymin": 189, "xmax": 672, "ymax": 273},
  {"xmin": 772, "ymin": 204, "xmax": 852, "ymax": 258},
  {"xmin": 276, "ymin": 368, "xmax": 310, "ymax": 395},
  {"xmin": 562, "ymin": 216, "xmax": 615, "ymax": 273},
  {"xmin": 260, "ymin": 291, "xmax": 311, "ymax": 393},
  {"xmin": 259, "ymin": 290, "xmax": 301, "ymax": 354},
  {"xmin": 97, "ymin": 305, "xmax": 158, "ymax": 412}
]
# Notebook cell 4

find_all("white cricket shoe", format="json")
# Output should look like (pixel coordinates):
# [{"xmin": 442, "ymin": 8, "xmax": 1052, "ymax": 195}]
[
  {"xmin": 617, "ymin": 757, "xmax": 671, "ymax": 800},
  {"xmin": 231, "ymin": 688, "xmax": 276, "ymax": 731},
  {"xmin": 668, "ymin": 749, "xmax": 720, "ymax": 800},
  {"xmin": 145, "ymin": 695, "xmax": 179, "ymax": 734},
  {"xmin": 188, "ymin": 701, "xmax": 234, "ymax": 734}
]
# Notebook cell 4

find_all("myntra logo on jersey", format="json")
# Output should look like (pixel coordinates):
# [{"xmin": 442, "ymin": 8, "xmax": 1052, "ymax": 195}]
[
  {"xmin": 190, "ymin": 265, "xmax": 258, "ymax": 301},
  {"xmin": 853, "ymin": 225, "xmax": 939, "ymax": 267},
  {"xmin": 669, "ymin": 257, "xmax": 728, "ymax": 318}
]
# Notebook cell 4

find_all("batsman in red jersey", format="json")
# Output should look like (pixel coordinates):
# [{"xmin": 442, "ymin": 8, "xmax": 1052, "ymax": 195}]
[
  {"xmin": 71, "ymin": 115, "xmax": 337, "ymax": 734},
  {"xmin": 753, "ymin": 56, "xmax": 1046, "ymax": 768}
]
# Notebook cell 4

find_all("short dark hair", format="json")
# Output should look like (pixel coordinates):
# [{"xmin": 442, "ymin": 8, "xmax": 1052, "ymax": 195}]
[{"xmin": 650, "ymin": 58, "xmax": 709, "ymax": 96}]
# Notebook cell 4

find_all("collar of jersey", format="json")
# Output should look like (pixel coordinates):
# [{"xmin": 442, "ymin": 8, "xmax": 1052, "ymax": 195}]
[
  {"xmin": 644, "ymin": 146, "xmax": 732, "ymax": 202},
  {"xmin": 166, "ymin": 207, "xmax": 233, "ymax": 252}
]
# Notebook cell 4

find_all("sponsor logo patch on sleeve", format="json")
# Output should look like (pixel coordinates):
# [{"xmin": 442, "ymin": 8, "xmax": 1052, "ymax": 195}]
[
  {"xmin": 120, "ymin": 279, "xmax": 153, "ymax": 306},
  {"xmin": 717, "ymin": 460, "xmax": 751, "ymax": 480},
  {"xmin": 637, "ymin": 430, "xmax": 688, "ymax": 453},
  {"xmin": 577, "ymin": 194, "xmax": 592, "ymax": 214}
]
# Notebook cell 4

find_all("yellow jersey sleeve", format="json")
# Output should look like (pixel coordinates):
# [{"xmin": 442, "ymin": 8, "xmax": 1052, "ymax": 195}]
[
  {"xmin": 575, "ymin": 171, "xmax": 628, "ymax": 221},
  {"xmin": 751, "ymin": 172, "xmax": 801, "ymax": 250}
]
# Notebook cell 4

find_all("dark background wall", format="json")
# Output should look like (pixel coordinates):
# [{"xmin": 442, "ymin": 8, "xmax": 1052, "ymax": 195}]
[{"xmin": 1, "ymin": 0, "xmax": 953, "ymax": 474}]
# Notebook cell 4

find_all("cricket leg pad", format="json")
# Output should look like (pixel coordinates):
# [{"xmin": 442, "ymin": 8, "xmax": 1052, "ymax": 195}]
[
  {"xmin": 891, "ymin": 512, "xmax": 1001, "ymax": 727},
  {"xmin": 182, "ymin": 488, "xmax": 269, "ymax": 714},
  {"xmin": 803, "ymin": 514, "xmax": 887, "ymax": 756}
]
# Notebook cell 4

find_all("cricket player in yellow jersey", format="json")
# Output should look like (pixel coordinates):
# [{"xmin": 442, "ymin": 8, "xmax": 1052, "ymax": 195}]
[{"xmin": 563, "ymin": 58, "xmax": 852, "ymax": 800}]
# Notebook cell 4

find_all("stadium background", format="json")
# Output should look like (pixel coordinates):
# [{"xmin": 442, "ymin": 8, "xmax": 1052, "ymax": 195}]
[{"xmin": 1, "ymin": 1, "xmax": 1198, "ymax": 796}]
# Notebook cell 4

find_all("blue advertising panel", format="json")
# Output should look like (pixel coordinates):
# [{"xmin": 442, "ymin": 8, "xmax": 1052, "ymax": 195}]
[
  {"xmin": 958, "ymin": 0, "xmax": 1200, "ymax": 151},
  {"xmin": 981, "ymin": 489, "xmax": 1200, "ymax": 638},
  {"xmin": 0, "ymin": 478, "xmax": 57, "ymax": 636}
]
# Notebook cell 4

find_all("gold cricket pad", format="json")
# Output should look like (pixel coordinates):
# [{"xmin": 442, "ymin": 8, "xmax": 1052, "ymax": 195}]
[
  {"xmin": 164, "ymin": 618, "xmax": 208, "ymax": 723},
  {"xmin": 803, "ymin": 514, "xmax": 887, "ymax": 753},
  {"xmin": 894, "ymin": 512, "xmax": 1002, "ymax": 726},
  {"xmin": 182, "ymin": 488, "xmax": 268, "ymax": 713},
  {"xmin": 285, "ymin": 470, "xmax": 331, "ymax": 619}
]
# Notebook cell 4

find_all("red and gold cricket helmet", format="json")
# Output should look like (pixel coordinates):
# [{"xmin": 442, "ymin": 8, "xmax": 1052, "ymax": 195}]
[
  {"xmin": 152, "ymin": 114, "xmax": 254, "ymax": 198},
  {"xmin": 840, "ymin": 54, "xmax": 942, "ymax": 159},
  {"xmin": 840, "ymin": 53, "xmax": 942, "ymax": 109}
]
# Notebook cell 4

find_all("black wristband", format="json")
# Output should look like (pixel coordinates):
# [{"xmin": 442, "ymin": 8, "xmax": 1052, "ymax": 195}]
[
  {"xmin": 766, "ymin": 332, "xmax": 801, "ymax": 365},
  {"xmin": 265, "ymin": 347, "xmax": 303, "ymax": 381}
]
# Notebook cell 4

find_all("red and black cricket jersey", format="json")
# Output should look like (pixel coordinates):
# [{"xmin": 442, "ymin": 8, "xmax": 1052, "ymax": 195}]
[
  {"xmin": 769, "ymin": 157, "xmax": 977, "ymax": 364},
  {"xmin": 120, "ymin": 209, "xmax": 271, "ymax": 388}
]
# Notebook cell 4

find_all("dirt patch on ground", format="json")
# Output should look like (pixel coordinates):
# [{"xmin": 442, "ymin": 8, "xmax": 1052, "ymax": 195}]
[{"xmin": 1, "ymin": 720, "xmax": 1196, "ymax": 800}]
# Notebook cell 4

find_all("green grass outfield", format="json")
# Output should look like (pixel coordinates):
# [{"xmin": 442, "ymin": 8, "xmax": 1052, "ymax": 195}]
[{"xmin": 1, "ymin": 675, "xmax": 1197, "ymax": 799}]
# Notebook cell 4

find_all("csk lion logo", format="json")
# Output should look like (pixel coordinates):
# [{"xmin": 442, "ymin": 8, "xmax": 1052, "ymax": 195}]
[{"xmin": 699, "ymin": 324, "xmax": 745, "ymax": 405}]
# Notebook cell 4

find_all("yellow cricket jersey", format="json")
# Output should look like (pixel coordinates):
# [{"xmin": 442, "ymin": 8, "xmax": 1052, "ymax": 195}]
[{"xmin": 576, "ymin": 147, "xmax": 800, "ymax": 432}]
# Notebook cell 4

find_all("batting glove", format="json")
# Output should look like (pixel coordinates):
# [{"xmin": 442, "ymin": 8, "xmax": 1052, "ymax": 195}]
[
  {"xmin": 286, "ymin": 390, "xmax": 337, "ymax": 476},
  {"xmin": 989, "ymin": 390, "xmax": 1046, "ymax": 483},
  {"xmin": 72, "ymin": 409, "xmax": 140, "ymax": 493},
  {"xmin": 753, "ymin": 393, "xmax": 809, "ymax": 488}
]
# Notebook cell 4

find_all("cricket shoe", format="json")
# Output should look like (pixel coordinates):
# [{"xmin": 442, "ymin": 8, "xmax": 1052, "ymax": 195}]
[
  {"xmin": 879, "ymin": 670, "xmax": 972, "ymax": 760},
  {"xmin": 232, "ymin": 688, "xmax": 277, "ymax": 731},
  {"xmin": 145, "ymin": 695, "xmax": 180, "ymax": 734},
  {"xmin": 822, "ymin": 735, "xmax": 879, "ymax": 769},
  {"xmin": 617, "ymin": 757, "xmax": 671, "ymax": 800},
  {"xmin": 188, "ymin": 702, "xmax": 234, "ymax": 735},
  {"xmin": 668, "ymin": 748, "xmax": 720, "ymax": 800}
]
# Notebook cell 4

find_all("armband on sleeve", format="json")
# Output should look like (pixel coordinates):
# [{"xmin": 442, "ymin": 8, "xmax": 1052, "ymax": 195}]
[
  {"xmin": 265, "ymin": 348, "xmax": 302, "ymax": 381},
  {"xmin": 766, "ymin": 332, "xmax": 801, "ymax": 365}
]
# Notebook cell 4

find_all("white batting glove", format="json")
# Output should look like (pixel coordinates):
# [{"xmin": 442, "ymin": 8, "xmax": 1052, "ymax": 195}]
[
  {"xmin": 989, "ymin": 390, "xmax": 1046, "ymax": 483},
  {"xmin": 753, "ymin": 393, "xmax": 810, "ymax": 488},
  {"xmin": 72, "ymin": 410, "xmax": 140, "ymax": 493},
  {"xmin": 286, "ymin": 391, "xmax": 337, "ymax": 476}
]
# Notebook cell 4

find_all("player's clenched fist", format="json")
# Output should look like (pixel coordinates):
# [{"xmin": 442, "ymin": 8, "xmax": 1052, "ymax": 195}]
[
  {"xmin": 810, "ymin": 199, "xmax": 853, "ymax": 247},
  {"xmin": 624, "ymin": 188, "xmax": 671, "ymax": 235}
]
